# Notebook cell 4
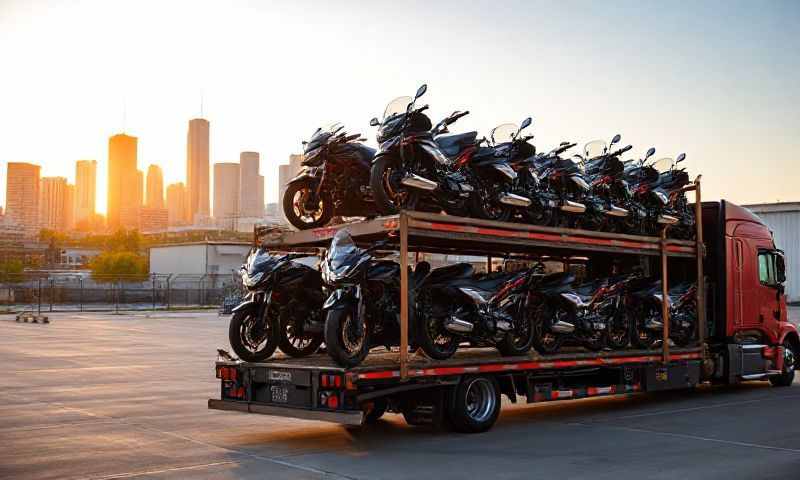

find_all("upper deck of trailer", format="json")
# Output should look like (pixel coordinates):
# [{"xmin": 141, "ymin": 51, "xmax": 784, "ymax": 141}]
[{"xmin": 256, "ymin": 211, "xmax": 698, "ymax": 258}]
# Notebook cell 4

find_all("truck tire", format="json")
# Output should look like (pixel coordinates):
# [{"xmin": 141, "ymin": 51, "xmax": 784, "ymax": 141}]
[
  {"xmin": 770, "ymin": 341, "xmax": 796, "ymax": 387},
  {"xmin": 448, "ymin": 376, "xmax": 501, "ymax": 433}
]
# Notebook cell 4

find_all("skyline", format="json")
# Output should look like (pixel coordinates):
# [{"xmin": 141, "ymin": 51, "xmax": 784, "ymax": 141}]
[{"xmin": 1, "ymin": 0, "xmax": 799, "ymax": 212}]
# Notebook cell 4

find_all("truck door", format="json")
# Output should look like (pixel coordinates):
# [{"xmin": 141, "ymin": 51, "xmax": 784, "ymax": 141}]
[{"xmin": 757, "ymin": 249, "xmax": 786, "ymax": 336}]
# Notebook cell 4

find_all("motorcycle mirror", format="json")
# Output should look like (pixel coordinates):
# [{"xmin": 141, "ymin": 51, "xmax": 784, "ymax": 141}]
[
  {"xmin": 369, "ymin": 117, "xmax": 379, "ymax": 127},
  {"xmin": 611, "ymin": 134, "xmax": 621, "ymax": 145},
  {"xmin": 520, "ymin": 117, "xmax": 532, "ymax": 131},
  {"xmin": 560, "ymin": 141, "xmax": 570, "ymax": 146},
  {"xmin": 644, "ymin": 147, "xmax": 656, "ymax": 160},
  {"xmin": 676, "ymin": 153, "xmax": 686, "ymax": 163},
  {"xmin": 415, "ymin": 84, "xmax": 427, "ymax": 99}
]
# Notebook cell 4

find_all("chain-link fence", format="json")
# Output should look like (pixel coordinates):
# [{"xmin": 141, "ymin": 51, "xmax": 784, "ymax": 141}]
[{"xmin": 0, "ymin": 273, "xmax": 244, "ymax": 314}]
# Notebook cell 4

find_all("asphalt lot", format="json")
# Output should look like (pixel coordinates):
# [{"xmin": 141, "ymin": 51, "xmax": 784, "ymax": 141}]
[{"xmin": 2, "ymin": 309, "xmax": 800, "ymax": 480}]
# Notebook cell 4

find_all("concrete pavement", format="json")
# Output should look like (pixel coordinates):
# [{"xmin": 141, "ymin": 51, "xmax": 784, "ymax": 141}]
[{"xmin": 2, "ymin": 311, "xmax": 800, "ymax": 480}]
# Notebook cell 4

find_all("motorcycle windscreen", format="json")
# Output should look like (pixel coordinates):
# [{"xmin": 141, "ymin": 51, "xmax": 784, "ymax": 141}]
[
  {"xmin": 246, "ymin": 248, "xmax": 279, "ymax": 276},
  {"xmin": 326, "ymin": 230, "xmax": 362, "ymax": 274},
  {"xmin": 383, "ymin": 96, "xmax": 413, "ymax": 121}
]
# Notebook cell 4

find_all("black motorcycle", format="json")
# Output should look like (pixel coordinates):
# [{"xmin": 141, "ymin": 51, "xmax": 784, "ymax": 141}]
[
  {"xmin": 229, "ymin": 248, "xmax": 325, "ymax": 362},
  {"xmin": 530, "ymin": 272, "xmax": 639, "ymax": 354},
  {"xmin": 368, "ymin": 84, "xmax": 478, "ymax": 216},
  {"xmin": 581, "ymin": 135, "xmax": 636, "ymax": 231},
  {"xmin": 320, "ymin": 229, "xmax": 430, "ymax": 367},
  {"xmin": 283, "ymin": 123, "xmax": 377, "ymax": 230},
  {"xmin": 415, "ymin": 262, "xmax": 539, "ymax": 360},
  {"xmin": 629, "ymin": 280, "xmax": 697, "ymax": 348}
]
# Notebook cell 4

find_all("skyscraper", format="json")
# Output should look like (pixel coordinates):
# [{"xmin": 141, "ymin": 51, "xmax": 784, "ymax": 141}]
[
  {"xmin": 39, "ymin": 176, "xmax": 68, "ymax": 230},
  {"xmin": 187, "ymin": 118, "xmax": 210, "ymax": 223},
  {"xmin": 107, "ymin": 133, "xmax": 139, "ymax": 230},
  {"xmin": 75, "ymin": 160, "xmax": 96, "ymax": 224},
  {"xmin": 239, "ymin": 151, "xmax": 262, "ymax": 217},
  {"xmin": 64, "ymin": 183, "xmax": 75, "ymax": 230},
  {"xmin": 5, "ymin": 162, "xmax": 41, "ymax": 234},
  {"xmin": 213, "ymin": 162, "xmax": 240, "ymax": 230},
  {"xmin": 166, "ymin": 182, "xmax": 189, "ymax": 226},
  {"xmin": 145, "ymin": 165, "xmax": 164, "ymax": 208}
]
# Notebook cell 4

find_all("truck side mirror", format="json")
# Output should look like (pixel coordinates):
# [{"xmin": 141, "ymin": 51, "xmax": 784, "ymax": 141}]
[{"xmin": 776, "ymin": 251, "xmax": 786, "ymax": 284}]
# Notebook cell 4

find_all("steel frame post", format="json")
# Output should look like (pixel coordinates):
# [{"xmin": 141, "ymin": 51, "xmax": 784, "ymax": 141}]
[
  {"xmin": 400, "ymin": 212, "xmax": 409, "ymax": 380},
  {"xmin": 661, "ymin": 228, "xmax": 670, "ymax": 364},
  {"xmin": 694, "ymin": 177, "xmax": 705, "ymax": 346}
]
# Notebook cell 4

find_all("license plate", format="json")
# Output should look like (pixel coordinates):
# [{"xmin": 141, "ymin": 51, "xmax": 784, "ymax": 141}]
[
  {"xmin": 269, "ymin": 370, "xmax": 292, "ymax": 382},
  {"xmin": 270, "ymin": 385, "xmax": 288, "ymax": 403}
]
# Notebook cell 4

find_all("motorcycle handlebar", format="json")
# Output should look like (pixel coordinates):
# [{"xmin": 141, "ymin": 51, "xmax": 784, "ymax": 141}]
[
  {"xmin": 447, "ymin": 110, "xmax": 470, "ymax": 124},
  {"xmin": 555, "ymin": 142, "xmax": 577, "ymax": 154},
  {"xmin": 610, "ymin": 144, "xmax": 633, "ymax": 156}
]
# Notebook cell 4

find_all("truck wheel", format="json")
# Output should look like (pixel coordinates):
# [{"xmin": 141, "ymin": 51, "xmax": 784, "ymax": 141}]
[
  {"xmin": 362, "ymin": 398, "xmax": 388, "ymax": 423},
  {"xmin": 448, "ymin": 376, "xmax": 501, "ymax": 433},
  {"xmin": 770, "ymin": 341, "xmax": 796, "ymax": 387}
]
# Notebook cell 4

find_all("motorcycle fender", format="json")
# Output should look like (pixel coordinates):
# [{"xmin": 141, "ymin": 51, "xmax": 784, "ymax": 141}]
[
  {"xmin": 323, "ymin": 288, "xmax": 356, "ymax": 310},
  {"xmin": 286, "ymin": 171, "xmax": 318, "ymax": 186},
  {"xmin": 231, "ymin": 299, "xmax": 256, "ymax": 314},
  {"xmin": 372, "ymin": 139, "xmax": 401, "ymax": 164}
]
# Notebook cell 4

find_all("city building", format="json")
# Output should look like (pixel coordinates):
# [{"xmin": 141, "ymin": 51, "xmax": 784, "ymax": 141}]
[
  {"xmin": 75, "ymin": 160, "xmax": 97, "ymax": 224},
  {"xmin": 166, "ymin": 182, "xmax": 189, "ymax": 226},
  {"xmin": 213, "ymin": 162, "xmax": 240, "ymax": 230},
  {"xmin": 187, "ymin": 118, "xmax": 210, "ymax": 223},
  {"xmin": 145, "ymin": 165, "xmax": 164, "ymax": 208},
  {"xmin": 148, "ymin": 241, "xmax": 251, "ymax": 276},
  {"xmin": 107, "ymin": 133, "xmax": 140, "ymax": 230},
  {"xmin": 744, "ymin": 202, "xmax": 800, "ymax": 303},
  {"xmin": 39, "ymin": 176, "xmax": 68, "ymax": 231},
  {"xmin": 5, "ymin": 162, "xmax": 41, "ymax": 235},
  {"xmin": 239, "ymin": 151, "xmax": 263, "ymax": 217},
  {"xmin": 64, "ymin": 183, "xmax": 75, "ymax": 230},
  {"xmin": 139, "ymin": 206, "xmax": 169, "ymax": 233}
]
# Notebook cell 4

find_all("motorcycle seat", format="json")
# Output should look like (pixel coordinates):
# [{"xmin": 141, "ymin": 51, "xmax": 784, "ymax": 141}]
[
  {"xmin": 424, "ymin": 262, "xmax": 475, "ymax": 286},
  {"xmin": 467, "ymin": 272, "xmax": 516, "ymax": 291},
  {"xmin": 435, "ymin": 132, "xmax": 478, "ymax": 157}
]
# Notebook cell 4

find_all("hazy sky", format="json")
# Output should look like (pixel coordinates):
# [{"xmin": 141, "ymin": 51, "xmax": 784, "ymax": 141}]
[{"xmin": 1, "ymin": 0, "xmax": 798, "ymax": 213}]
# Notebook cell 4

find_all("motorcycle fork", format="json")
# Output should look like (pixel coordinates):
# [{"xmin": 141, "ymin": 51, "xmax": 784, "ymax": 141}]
[{"xmin": 355, "ymin": 285, "xmax": 366, "ymax": 337}]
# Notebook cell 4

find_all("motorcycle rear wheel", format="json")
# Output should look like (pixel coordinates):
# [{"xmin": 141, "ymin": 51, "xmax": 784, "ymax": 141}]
[
  {"xmin": 531, "ymin": 303, "xmax": 564, "ymax": 355},
  {"xmin": 282, "ymin": 180, "xmax": 334, "ymax": 230},
  {"xmin": 497, "ymin": 308, "xmax": 535, "ymax": 356},
  {"xmin": 418, "ymin": 315, "xmax": 459, "ymax": 360},
  {"xmin": 279, "ymin": 314, "xmax": 324, "ymax": 358},
  {"xmin": 470, "ymin": 184, "xmax": 512, "ymax": 222},
  {"xmin": 370, "ymin": 155, "xmax": 407, "ymax": 215}
]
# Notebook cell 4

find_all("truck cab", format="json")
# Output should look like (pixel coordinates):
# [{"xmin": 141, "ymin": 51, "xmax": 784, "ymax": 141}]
[{"xmin": 704, "ymin": 201, "xmax": 797, "ymax": 384}]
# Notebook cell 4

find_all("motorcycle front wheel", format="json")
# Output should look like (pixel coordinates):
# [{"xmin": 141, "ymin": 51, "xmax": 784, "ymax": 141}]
[
  {"xmin": 229, "ymin": 306, "xmax": 280, "ymax": 362},
  {"xmin": 282, "ymin": 180, "xmax": 334, "ymax": 230},
  {"xmin": 324, "ymin": 308, "xmax": 371, "ymax": 367}
]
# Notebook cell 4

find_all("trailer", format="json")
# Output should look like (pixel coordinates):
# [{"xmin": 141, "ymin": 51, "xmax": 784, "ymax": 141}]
[{"xmin": 210, "ymin": 180, "xmax": 797, "ymax": 432}]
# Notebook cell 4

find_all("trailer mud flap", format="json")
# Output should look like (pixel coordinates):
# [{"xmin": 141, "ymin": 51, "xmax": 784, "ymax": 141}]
[{"xmin": 644, "ymin": 361, "xmax": 701, "ymax": 392}]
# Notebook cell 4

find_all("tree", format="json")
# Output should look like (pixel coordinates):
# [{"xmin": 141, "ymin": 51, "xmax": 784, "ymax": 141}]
[
  {"xmin": 105, "ymin": 229, "xmax": 142, "ymax": 253},
  {"xmin": 0, "ymin": 259, "xmax": 24, "ymax": 283},
  {"xmin": 89, "ymin": 251, "xmax": 149, "ymax": 283}
]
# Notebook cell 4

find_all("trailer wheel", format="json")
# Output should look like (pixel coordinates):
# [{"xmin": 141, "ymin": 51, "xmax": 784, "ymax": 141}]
[
  {"xmin": 448, "ymin": 376, "xmax": 501, "ymax": 433},
  {"xmin": 770, "ymin": 341, "xmax": 796, "ymax": 387},
  {"xmin": 362, "ymin": 398, "xmax": 388, "ymax": 423}
]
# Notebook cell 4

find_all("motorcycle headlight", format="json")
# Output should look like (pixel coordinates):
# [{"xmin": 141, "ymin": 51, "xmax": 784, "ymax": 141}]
[
  {"xmin": 654, "ymin": 191, "xmax": 669, "ymax": 205},
  {"xmin": 243, "ymin": 271, "xmax": 264, "ymax": 288},
  {"xmin": 322, "ymin": 259, "xmax": 353, "ymax": 285},
  {"xmin": 304, "ymin": 145, "xmax": 323, "ymax": 162}
]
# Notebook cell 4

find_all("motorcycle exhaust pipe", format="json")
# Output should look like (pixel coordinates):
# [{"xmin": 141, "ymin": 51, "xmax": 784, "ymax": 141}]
[
  {"xmin": 498, "ymin": 192, "xmax": 532, "ymax": 207},
  {"xmin": 560, "ymin": 200, "xmax": 586, "ymax": 213},
  {"xmin": 550, "ymin": 320, "xmax": 575, "ymax": 334},
  {"xmin": 444, "ymin": 317, "xmax": 474, "ymax": 334},
  {"xmin": 645, "ymin": 319, "xmax": 664, "ymax": 331},
  {"xmin": 400, "ymin": 173, "xmax": 438, "ymax": 191},
  {"xmin": 657, "ymin": 214, "xmax": 679, "ymax": 225},
  {"xmin": 605, "ymin": 204, "xmax": 629, "ymax": 217}
]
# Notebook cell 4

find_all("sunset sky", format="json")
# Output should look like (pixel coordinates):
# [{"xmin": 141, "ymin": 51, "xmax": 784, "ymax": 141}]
[{"xmin": 1, "ymin": 0, "xmax": 798, "ymax": 213}]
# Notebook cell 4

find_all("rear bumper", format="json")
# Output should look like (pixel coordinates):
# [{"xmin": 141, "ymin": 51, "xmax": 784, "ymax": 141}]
[{"xmin": 208, "ymin": 399, "xmax": 363, "ymax": 426}]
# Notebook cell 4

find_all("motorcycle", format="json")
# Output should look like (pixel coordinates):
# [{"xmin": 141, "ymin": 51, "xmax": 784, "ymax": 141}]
[
  {"xmin": 229, "ymin": 248, "xmax": 325, "ymax": 362},
  {"xmin": 654, "ymin": 154, "xmax": 695, "ymax": 239},
  {"xmin": 320, "ymin": 229, "xmax": 430, "ymax": 367},
  {"xmin": 580, "ymin": 134, "xmax": 636, "ymax": 232},
  {"xmin": 530, "ymin": 272, "xmax": 640, "ymax": 354},
  {"xmin": 283, "ymin": 123, "xmax": 377, "ymax": 230},
  {"xmin": 368, "ymin": 84, "xmax": 478, "ymax": 216},
  {"xmin": 629, "ymin": 280, "xmax": 697, "ymax": 348},
  {"xmin": 467, "ymin": 118, "xmax": 537, "ymax": 222},
  {"xmin": 415, "ymin": 262, "xmax": 541, "ymax": 360}
]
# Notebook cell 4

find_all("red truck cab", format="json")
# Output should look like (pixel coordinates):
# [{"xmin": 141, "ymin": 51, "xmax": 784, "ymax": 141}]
[{"xmin": 705, "ymin": 201, "xmax": 796, "ymax": 384}]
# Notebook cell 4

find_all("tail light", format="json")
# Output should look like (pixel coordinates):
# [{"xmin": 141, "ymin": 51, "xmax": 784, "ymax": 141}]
[
  {"xmin": 320, "ymin": 373, "xmax": 342, "ymax": 389},
  {"xmin": 217, "ymin": 366, "xmax": 238, "ymax": 381},
  {"xmin": 319, "ymin": 391, "xmax": 340, "ymax": 410}
]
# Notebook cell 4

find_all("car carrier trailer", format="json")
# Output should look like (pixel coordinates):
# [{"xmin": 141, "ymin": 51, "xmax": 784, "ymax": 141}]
[{"xmin": 209, "ymin": 179, "xmax": 797, "ymax": 432}]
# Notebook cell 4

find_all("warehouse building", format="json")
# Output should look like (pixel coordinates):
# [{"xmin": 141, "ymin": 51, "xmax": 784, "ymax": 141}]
[
  {"xmin": 148, "ymin": 241, "xmax": 251, "ymax": 277},
  {"xmin": 744, "ymin": 202, "xmax": 800, "ymax": 303}
]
